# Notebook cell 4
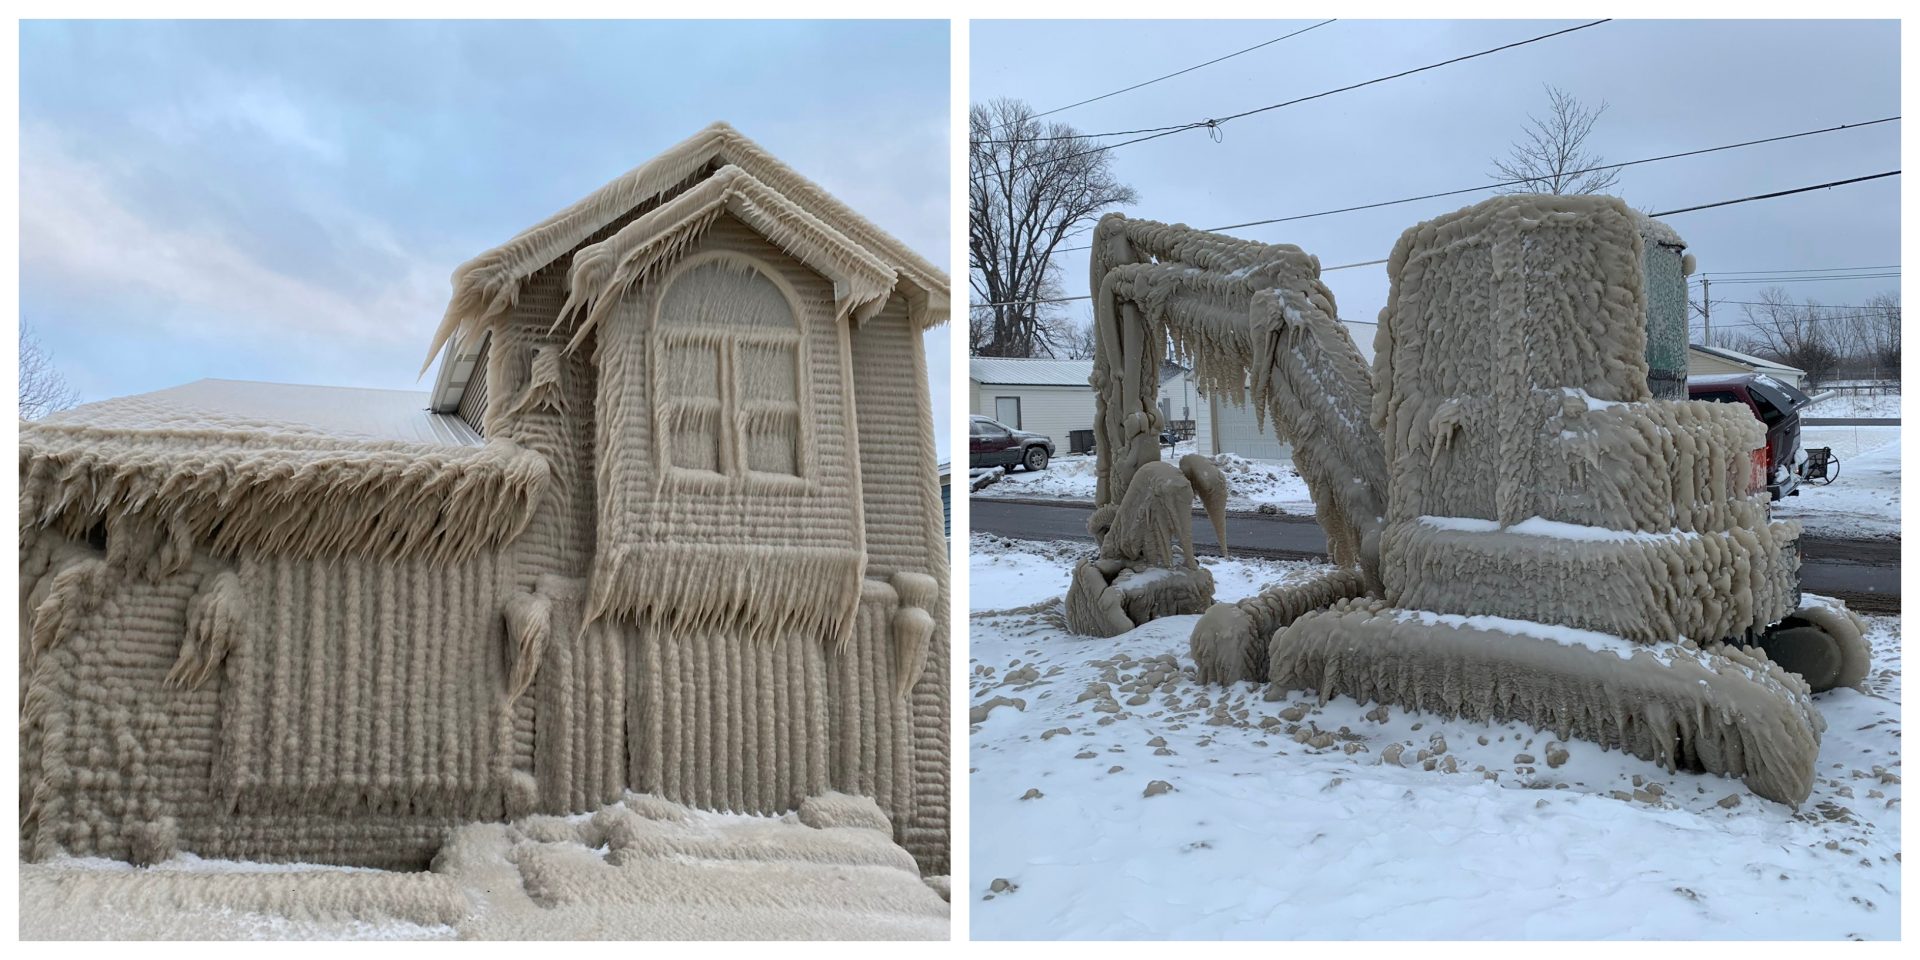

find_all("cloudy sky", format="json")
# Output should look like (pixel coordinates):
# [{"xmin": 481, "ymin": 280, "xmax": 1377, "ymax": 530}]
[
  {"xmin": 972, "ymin": 19, "xmax": 1900, "ymax": 356},
  {"xmin": 21, "ymin": 19, "xmax": 952, "ymax": 456}
]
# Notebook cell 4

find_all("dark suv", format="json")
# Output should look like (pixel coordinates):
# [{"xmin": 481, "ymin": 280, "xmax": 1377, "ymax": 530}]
[
  {"xmin": 1688, "ymin": 373, "xmax": 1813, "ymax": 501},
  {"xmin": 970, "ymin": 415, "xmax": 1054, "ymax": 471}
]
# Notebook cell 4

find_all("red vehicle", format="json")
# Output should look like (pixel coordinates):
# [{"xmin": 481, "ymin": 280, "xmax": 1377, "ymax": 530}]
[
  {"xmin": 969, "ymin": 415, "xmax": 1054, "ymax": 472},
  {"xmin": 1688, "ymin": 373, "xmax": 1814, "ymax": 501}
]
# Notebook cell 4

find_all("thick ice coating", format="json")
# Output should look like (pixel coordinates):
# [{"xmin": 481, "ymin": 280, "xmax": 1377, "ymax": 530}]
[
  {"xmin": 1083, "ymin": 195, "xmax": 1857, "ymax": 806},
  {"xmin": 18, "ymin": 124, "xmax": 953, "ymax": 889},
  {"xmin": 20, "ymin": 793, "xmax": 946, "ymax": 939},
  {"xmin": 1367, "ymin": 194, "xmax": 1799, "ymax": 637},
  {"xmin": 1067, "ymin": 212, "xmax": 1387, "ymax": 636},
  {"xmin": 1268, "ymin": 600, "xmax": 1823, "ymax": 805},
  {"xmin": 1087, "ymin": 214, "xmax": 1386, "ymax": 582},
  {"xmin": 1190, "ymin": 569, "xmax": 1369, "ymax": 684}
]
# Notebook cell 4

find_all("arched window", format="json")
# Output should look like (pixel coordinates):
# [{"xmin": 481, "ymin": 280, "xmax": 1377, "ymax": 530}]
[{"xmin": 653, "ymin": 253, "xmax": 808, "ymax": 482}]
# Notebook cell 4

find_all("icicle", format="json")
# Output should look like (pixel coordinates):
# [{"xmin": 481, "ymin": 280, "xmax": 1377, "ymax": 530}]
[
  {"xmin": 30, "ymin": 556, "xmax": 109, "ymax": 660},
  {"xmin": 19, "ymin": 422, "xmax": 551, "ymax": 566},
  {"xmin": 1178, "ymin": 454, "xmax": 1229, "ymax": 558},
  {"xmin": 889, "ymin": 572, "xmax": 937, "ymax": 701},
  {"xmin": 583, "ymin": 544, "xmax": 866, "ymax": 650},
  {"xmin": 502, "ymin": 588, "xmax": 552, "ymax": 703},
  {"xmin": 506, "ymin": 346, "xmax": 567, "ymax": 418},
  {"xmin": 166, "ymin": 569, "xmax": 245, "ymax": 689}
]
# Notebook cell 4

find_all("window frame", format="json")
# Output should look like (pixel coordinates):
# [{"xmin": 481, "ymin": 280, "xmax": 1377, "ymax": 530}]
[{"xmin": 650, "ymin": 250, "xmax": 813, "ymax": 492}]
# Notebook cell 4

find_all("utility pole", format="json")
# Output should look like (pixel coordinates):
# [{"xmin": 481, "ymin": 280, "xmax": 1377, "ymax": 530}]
[{"xmin": 1700, "ymin": 276, "xmax": 1710, "ymax": 344}]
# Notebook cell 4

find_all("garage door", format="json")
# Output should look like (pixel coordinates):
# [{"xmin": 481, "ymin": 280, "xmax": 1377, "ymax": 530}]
[{"xmin": 1211, "ymin": 394, "xmax": 1292, "ymax": 461}]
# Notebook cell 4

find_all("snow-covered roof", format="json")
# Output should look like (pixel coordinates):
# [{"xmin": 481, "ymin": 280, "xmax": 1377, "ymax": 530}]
[
  {"xmin": 44, "ymin": 378, "xmax": 483, "ymax": 446},
  {"xmin": 1689, "ymin": 344, "xmax": 1806, "ymax": 376},
  {"xmin": 970, "ymin": 357, "xmax": 1094, "ymax": 387},
  {"xmin": 970, "ymin": 357, "xmax": 1192, "ymax": 387}
]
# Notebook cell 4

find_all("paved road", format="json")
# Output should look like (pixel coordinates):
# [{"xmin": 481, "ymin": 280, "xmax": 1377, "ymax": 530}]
[
  {"xmin": 1804, "ymin": 417, "xmax": 1899, "ymax": 426},
  {"xmin": 972, "ymin": 497, "xmax": 1900, "ymax": 613}
]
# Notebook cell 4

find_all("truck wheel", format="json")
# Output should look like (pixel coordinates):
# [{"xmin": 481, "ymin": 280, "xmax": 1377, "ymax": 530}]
[
  {"xmin": 1759, "ymin": 617, "xmax": 1845, "ymax": 693},
  {"xmin": 1023, "ymin": 446, "xmax": 1050, "ymax": 472}
]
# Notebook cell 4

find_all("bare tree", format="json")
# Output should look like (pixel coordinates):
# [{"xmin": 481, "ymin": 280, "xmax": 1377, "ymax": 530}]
[
  {"xmin": 1695, "ymin": 324, "xmax": 1746, "ymax": 352},
  {"xmin": 1856, "ymin": 291, "xmax": 1900, "ymax": 377},
  {"xmin": 1736, "ymin": 288, "xmax": 1841, "ymax": 387},
  {"xmin": 1490, "ymin": 84, "xmax": 1621, "ymax": 195},
  {"xmin": 970, "ymin": 98, "xmax": 1137, "ymax": 358},
  {"xmin": 19, "ymin": 325, "xmax": 80, "ymax": 420},
  {"xmin": 1058, "ymin": 319, "xmax": 1099, "ymax": 360}
]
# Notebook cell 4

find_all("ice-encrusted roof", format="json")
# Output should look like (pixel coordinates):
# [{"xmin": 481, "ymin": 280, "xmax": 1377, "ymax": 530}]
[
  {"xmin": 41, "ymin": 378, "xmax": 483, "ymax": 446},
  {"xmin": 423, "ymin": 121, "xmax": 950, "ymax": 374},
  {"xmin": 22, "ymin": 377, "xmax": 545, "ymax": 566}
]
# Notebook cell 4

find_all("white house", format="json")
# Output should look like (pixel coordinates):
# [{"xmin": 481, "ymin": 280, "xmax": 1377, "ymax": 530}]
[
  {"xmin": 1688, "ymin": 344, "xmax": 1807, "ymax": 387},
  {"xmin": 968, "ymin": 357, "xmax": 1213, "ymax": 456},
  {"xmin": 1209, "ymin": 393, "xmax": 1293, "ymax": 461}
]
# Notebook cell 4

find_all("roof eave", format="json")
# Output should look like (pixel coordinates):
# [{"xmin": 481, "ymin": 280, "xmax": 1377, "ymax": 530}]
[{"xmin": 428, "ymin": 330, "xmax": 490, "ymax": 414}]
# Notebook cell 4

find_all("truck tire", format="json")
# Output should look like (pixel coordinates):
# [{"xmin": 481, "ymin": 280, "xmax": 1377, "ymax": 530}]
[
  {"xmin": 1023, "ymin": 446, "xmax": 1050, "ymax": 472},
  {"xmin": 1759, "ymin": 617, "xmax": 1846, "ymax": 693}
]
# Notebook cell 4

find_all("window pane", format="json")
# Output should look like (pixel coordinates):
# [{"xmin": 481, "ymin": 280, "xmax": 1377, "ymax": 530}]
[
  {"xmin": 658, "ymin": 258, "xmax": 796, "ymax": 328},
  {"xmin": 739, "ymin": 341, "xmax": 800, "ymax": 403},
  {"xmin": 667, "ymin": 402, "xmax": 724, "ymax": 473},
  {"xmin": 742, "ymin": 406, "xmax": 800, "ymax": 476},
  {"xmin": 664, "ymin": 341, "xmax": 721, "ymax": 398}
]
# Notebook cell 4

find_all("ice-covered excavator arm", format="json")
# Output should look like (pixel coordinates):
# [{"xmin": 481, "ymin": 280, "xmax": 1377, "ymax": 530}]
[{"xmin": 1087, "ymin": 213, "xmax": 1388, "ymax": 589}]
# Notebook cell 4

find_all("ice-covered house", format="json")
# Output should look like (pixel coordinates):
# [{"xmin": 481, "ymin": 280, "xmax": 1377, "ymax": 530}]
[{"xmin": 19, "ymin": 123, "xmax": 952, "ymax": 875}]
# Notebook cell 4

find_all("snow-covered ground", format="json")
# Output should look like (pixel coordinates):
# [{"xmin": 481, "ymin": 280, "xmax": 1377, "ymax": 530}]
[
  {"xmin": 972, "ymin": 444, "xmax": 1316, "ymax": 516},
  {"xmin": 1779, "ymin": 426, "xmax": 1901, "ymax": 540},
  {"xmin": 974, "ymin": 427, "xmax": 1900, "ymax": 540},
  {"xmin": 968, "ymin": 535, "xmax": 1902, "ymax": 940},
  {"xmin": 1809, "ymin": 391, "xmax": 1900, "ymax": 420}
]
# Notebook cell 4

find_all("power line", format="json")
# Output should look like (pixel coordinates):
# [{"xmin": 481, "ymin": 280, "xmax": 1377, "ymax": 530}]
[
  {"xmin": 1688, "ymin": 273, "xmax": 1900, "ymax": 286},
  {"xmin": 970, "ymin": 20, "xmax": 1610, "ymax": 177},
  {"xmin": 1203, "ymin": 20, "xmax": 1609, "ymax": 127},
  {"xmin": 1694, "ymin": 308, "xmax": 1893, "ymax": 326},
  {"xmin": 972, "ymin": 294, "xmax": 1090, "ymax": 308},
  {"xmin": 1648, "ymin": 170, "xmax": 1899, "ymax": 217},
  {"xmin": 1688, "ymin": 314, "xmax": 1888, "ymax": 333},
  {"xmin": 1326, "ymin": 258, "xmax": 1388, "ymax": 272},
  {"xmin": 1695, "ymin": 264, "xmax": 1899, "ymax": 276},
  {"xmin": 1049, "ymin": 117, "xmax": 1900, "ymax": 254},
  {"xmin": 1708, "ymin": 298, "xmax": 1897, "ymax": 309},
  {"xmin": 989, "ymin": 20, "xmax": 1337, "ymax": 134},
  {"xmin": 977, "ymin": 179, "xmax": 1900, "ymax": 311}
]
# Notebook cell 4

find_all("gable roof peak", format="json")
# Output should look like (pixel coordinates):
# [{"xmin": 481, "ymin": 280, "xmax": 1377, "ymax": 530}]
[{"xmin": 421, "ymin": 122, "xmax": 947, "ymax": 375}]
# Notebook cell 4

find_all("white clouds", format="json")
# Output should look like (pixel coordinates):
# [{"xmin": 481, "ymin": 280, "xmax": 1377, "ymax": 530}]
[
  {"xmin": 136, "ymin": 78, "xmax": 347, "ymax": 165},
  {"xmin": 20, "ymin": 124, "xmax": 448, "ymax": 365}
]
